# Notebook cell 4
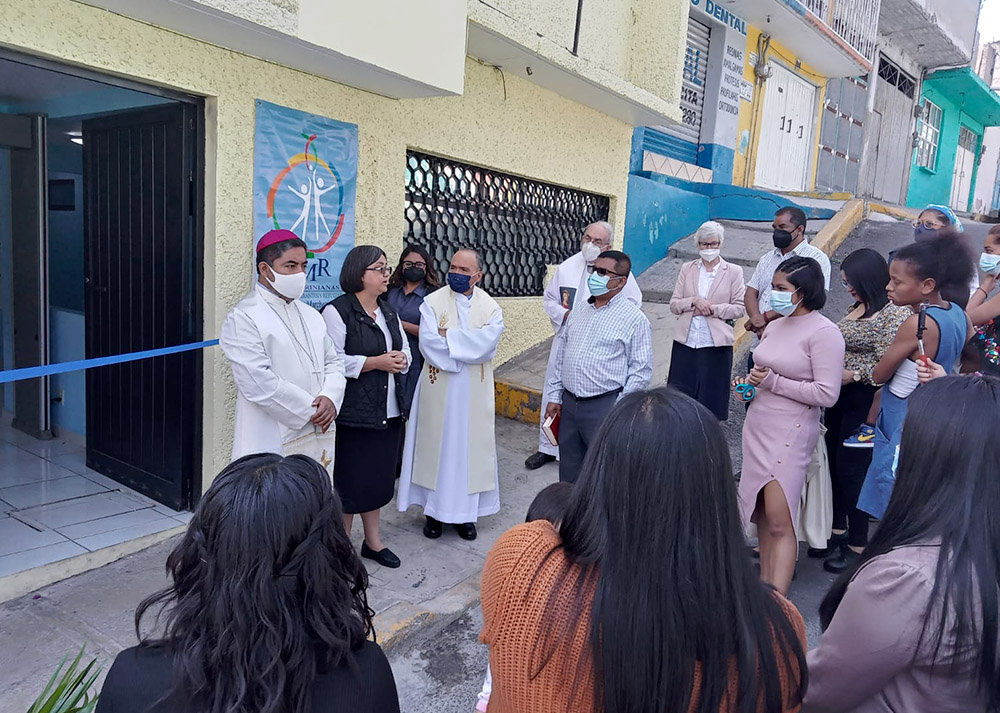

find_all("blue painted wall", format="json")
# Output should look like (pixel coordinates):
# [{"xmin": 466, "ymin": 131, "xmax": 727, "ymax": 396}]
[
  {"xmin": 623, "ymin": 175, "xmax": 710, "ymax": 275},
  {"xmin": 907, "ymin": 85, "xmax": 985, "ymax": 211},
  {"xmin": 697, "ymin": 143, "xmax": 734, "ymax": 183},
  {"xmin": 623, "ymin": 172, "xmax": 834, "ymax": 275}
]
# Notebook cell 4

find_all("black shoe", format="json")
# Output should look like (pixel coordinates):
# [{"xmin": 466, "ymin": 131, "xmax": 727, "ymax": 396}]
[
  {"xmin": 524, "ymin": 452, "xmax": 556, "ymax": 470},
  {"xmin": 824, "ymin": 548, "xmax": 861, "ymax": 574},
  {"xmin": 361, "ymin": 541, "xmax": 401, "ymax": 569},
  {"xmin": 423, "ymin": 516, "xmax": 443, "ymax": 539},
  {"xmin": 455, "ymin": 522, "xmax": 477, "ymax": 540},
  {"xmin": 807, "ymin": 531, "xmax": 848, "ymax": 558}
]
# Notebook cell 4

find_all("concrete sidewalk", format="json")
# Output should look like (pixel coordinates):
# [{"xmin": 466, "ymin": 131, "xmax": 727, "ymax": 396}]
[{"xmin": 0, "ymin": 417, "xmax": 554, "ymax": 711}]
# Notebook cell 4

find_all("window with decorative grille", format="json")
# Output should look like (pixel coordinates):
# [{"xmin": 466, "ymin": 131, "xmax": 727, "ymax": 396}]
[
  {"xmin": 403, "ymin": 151, "xmax": 611, "ymax": 297},
  {"xmin": 916, "ymin": 100, "xmax": 942, "ymax": 170}
]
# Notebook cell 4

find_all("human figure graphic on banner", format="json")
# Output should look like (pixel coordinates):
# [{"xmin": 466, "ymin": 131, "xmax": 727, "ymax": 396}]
[
  {"xmin": 313, "ymin": 174, "xmax": 336, "ymax": 241},
  {"xmin": 288, "ymin": 178, "xmax": 313, "ymax": 237}
]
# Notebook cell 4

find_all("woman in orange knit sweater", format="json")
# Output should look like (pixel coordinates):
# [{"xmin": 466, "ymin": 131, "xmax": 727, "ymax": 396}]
[{"xmin": 480, "ymin": 387, "xmax": 807, "ymax": 713}]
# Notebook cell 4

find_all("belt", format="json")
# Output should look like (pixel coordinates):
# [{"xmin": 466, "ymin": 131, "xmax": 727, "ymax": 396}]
[{"xmin": 565, "ymin": 388, "xmax": 622, "ymax": 403}]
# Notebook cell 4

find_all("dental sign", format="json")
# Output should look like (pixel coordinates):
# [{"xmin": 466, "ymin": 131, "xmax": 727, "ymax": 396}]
[{"xmin": 690, "ymin": 0, "xmax": 748, "ymax": 35}]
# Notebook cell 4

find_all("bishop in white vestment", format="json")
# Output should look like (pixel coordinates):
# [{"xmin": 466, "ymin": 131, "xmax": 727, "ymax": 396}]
[
  {"xmin": 397, "ymin": 249, "xmax": 505, "ymax": 538},
  {"xmin": 220, "ymin": 230, "xmax": 346, "ymax": 471},
  {"xmin": 526, "ymin": 222, "xmax": 642, "ymax": 469}
]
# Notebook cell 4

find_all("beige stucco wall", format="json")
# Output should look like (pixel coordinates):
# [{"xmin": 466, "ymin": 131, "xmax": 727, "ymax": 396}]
[{"xmin": 1, "ymin": 0, "xmax": 633, "ymax": 483}]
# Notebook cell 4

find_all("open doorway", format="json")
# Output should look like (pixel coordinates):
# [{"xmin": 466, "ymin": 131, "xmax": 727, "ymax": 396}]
[{"xmin": 0, "ymin": 54, "xmax": 203, "ymax": 575}]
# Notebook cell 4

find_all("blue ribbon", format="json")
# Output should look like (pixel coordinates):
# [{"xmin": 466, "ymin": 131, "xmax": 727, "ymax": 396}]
[{"xmin": 0, "ymin": 340, "xmax": 219, "ymax": 384}]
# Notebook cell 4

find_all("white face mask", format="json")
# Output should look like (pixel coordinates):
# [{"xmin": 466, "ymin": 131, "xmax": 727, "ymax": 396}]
[
  {"xmin": 699, "ymin": 249, "xmax": 720, "ymax": 263},
  {"xmin": 265, "ymin": 268, "xmax": 307, "ymax": 300},
  {"xmin": 581, "ymin": 242, "xmax": 602, "ymax": 263}
]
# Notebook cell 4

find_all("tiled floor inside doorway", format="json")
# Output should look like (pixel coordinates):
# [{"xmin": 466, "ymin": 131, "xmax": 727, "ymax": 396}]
[{"xmin": 0, "ymin": 415, "xmax": 190, "ymax": 578}]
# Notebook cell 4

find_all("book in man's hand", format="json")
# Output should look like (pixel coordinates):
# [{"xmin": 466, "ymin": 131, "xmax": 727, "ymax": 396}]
[{"xmin": 542, "ymin": 413, "xmax": 560, "ymax": 447}]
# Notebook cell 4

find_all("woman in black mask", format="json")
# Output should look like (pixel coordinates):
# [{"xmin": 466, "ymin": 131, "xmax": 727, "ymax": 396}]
[{"xmin": 387, "ymin": 245, "xmax": 441, "ymax": 414}]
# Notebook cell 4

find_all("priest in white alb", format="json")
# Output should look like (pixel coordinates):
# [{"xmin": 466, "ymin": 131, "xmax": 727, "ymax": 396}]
[
  {"xmin": 524, "ymin": 221, "xmax": 643, "ymax": 470},
  {"xmin": 397, "ymin": 248, "xmax": 505, "ymax": 541},
  {"xmin": 220, "ymin": 229, "xmax": 346, "ymax": 474}
]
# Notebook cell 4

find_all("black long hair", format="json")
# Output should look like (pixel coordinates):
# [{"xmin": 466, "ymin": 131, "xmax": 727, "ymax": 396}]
[
  {"xmin": 841, "ymin": 248, "xmax": 890, "ymax": 317},
  {"xmin": 388, "ymin": 244, "xmax": 441, "ymax": 289},
  {"xmin": 820, "ymin": 376, "xmax": 1000, "ymax": 710},
  {"xmin": 776, "ymin": 255, "xmax": 826, "ymax": 310},
  {"xmin": 536, "ymin": 388, "xmax": 806, "ymax": 713},
  {"xmin": 135, "ymin": 454, "xmax": 374, "ymax": 713}
]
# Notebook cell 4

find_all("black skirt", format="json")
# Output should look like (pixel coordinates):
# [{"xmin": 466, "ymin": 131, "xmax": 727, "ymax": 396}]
[
  {"xmin": 333, "ymin": 418, "xmax": 404, "ymax": 514},
  {"xmin": 666, "ymin": 341, "xmax": 733, "ymax": 421}
]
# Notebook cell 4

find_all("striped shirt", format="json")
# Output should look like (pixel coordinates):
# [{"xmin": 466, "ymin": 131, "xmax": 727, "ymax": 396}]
[
  {"xmin": 547, "ymin": 293, "xmax": 653, "ymax": 402},
  {"xmin": 747, "ymin": 240, "xmax": 832, "ymax": 314}
]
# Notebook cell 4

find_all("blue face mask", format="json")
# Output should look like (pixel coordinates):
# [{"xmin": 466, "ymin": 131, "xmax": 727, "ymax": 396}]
[
  {"xmin": 769, "ymin": 289, "xmax": 799, "ymax": 316},
  {"xmin": 979, "ymin": 252, "xmax": 1000, "ymax": 276},
  {"xmin": 587, "ymin": 272, "xmax": 610, "ymax": 297},
  {"xmin": 914, "ymin": 224, "xmax": 938, "ymax": 241},
  {"xmin": 447, "ymin": 272, "xmax": 472, "ymax": 294}
]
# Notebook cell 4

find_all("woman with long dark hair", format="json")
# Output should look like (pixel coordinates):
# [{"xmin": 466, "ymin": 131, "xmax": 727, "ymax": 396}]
[
  {"xmin": 95, "ymin": 453, "xmax": 399, "ymax": 713},
  {"xmin": 814, "ymin": 249, "xmax": 909, "ymax": 573},
  {"xmin": 322, "ymin": 245, "xmax": 410, "ymax": 568},
  {"xmin": 387, "ymin": 244, "xmax": 440, "ymax": 414},
  {"xmin": 806, "ymin": 376, "xmax": 1000, "ymax": 712},
  {"xmin": 481, "ymin": 387, "xmax": 807, "ymax": 713}
]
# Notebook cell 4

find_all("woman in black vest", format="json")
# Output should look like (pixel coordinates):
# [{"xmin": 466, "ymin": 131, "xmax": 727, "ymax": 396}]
[{"xmin": 322, "ymin": 246, "xmax": 410, "ymax": 569}]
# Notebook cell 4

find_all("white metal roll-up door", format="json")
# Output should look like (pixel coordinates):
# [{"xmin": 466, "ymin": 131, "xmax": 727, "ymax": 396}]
[{"xmin": 659, "ymin": 18, "xmax": 711, "ymax": 146}]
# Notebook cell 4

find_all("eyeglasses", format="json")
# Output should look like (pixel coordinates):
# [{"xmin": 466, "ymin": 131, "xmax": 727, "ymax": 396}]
[
  {"xmin": 582, "ymin": 236, "xmax": 609, "ymax": 246},
  {"xmin": 698, "ymin": 242, "xmax": 721, "ymax": 249},
  {"xmin": 841, "ymin": 279, "xmax": 852, "ymax": 290},
  {"xmin": 911, "ymin": 220, "xmax": 940, "ymax": 230},
  {"xmin": 586, "ymin": 265, "xmax": 625, "ymax": 278},
  {"xmin": 366, "ymin": 266, "xmax": 393, "ymax": 276},
  {"xmin": 402, "ymin": 260, "xmax": 426, "ymax": 270}
]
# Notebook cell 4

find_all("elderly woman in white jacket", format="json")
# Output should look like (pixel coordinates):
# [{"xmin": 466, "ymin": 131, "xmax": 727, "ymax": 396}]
[{"xmin": 667, "ymin": 221, "xmax": 747, "ymax": 420}]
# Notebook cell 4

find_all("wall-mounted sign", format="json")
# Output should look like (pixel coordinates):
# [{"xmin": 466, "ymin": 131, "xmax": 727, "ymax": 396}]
[
  {"xmin": 740, "ymin": 79, "xmax": 754, "ymax": 102},
  {"xmin": 690, "ymin": 0, "xmax": 748, "ymax": 35},
  {"xmin": 718, "ymin": 41, "xmax": 745, "ymax": 117},
  {"xmin": 253, "ymin": 99, "xmax": 359, "ymax": 309}
]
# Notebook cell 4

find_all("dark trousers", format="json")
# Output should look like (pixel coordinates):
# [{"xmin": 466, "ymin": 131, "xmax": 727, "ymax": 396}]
[
  {"xmin": 558, "ymin": 391, "xmax": 619, "ymax": 484},
  {"xmin": 824, "ymin": 382, "xmax": 878, "ymax": 548},
  {"xmin": 667, "ymin": 342, "xmax": 733, "ymax": 420}
]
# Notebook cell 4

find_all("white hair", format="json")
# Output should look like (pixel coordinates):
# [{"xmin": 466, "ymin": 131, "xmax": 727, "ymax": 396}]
[
  {"xmin": 587, "ymin": 221, "xmax": 613, "ymax": 244},
  {"xmin": 695, "ymin": 221, "xmax": 725, "ymax": 245}
]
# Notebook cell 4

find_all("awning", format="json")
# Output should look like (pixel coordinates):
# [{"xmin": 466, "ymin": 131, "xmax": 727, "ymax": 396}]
[{"xmin": 923, "ymin": 67, "xmax": 1000, "ymax": 127}]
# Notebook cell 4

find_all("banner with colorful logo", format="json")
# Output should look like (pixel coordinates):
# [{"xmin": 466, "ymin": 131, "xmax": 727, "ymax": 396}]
[{"xmin": 253, "ymin": 99, "xmax": 358, "ymax": 309}]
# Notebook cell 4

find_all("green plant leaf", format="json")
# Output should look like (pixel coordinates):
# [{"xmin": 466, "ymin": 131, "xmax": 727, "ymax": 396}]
[{"xmin": 26, "ymin": 645, "xmax": 102, "ymax": 713}]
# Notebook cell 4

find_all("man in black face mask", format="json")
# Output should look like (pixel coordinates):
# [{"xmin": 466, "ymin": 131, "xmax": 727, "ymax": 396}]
[{"xmin": 743, "ymin": 207, "xmax": 831, "ymax": 368}]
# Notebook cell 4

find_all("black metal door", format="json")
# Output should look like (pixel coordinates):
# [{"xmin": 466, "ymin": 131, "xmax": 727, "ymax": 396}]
[{"xmin": 83, "ymin": 104, "xmax": 201, "ymax": 510}]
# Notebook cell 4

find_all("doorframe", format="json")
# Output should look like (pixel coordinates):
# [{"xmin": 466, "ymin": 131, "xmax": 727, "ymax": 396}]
[
  {"xmin": 0, "ymin": 48, "xmax": 207, "ymax": 508},
  {"xmin": 754, "ymin": 60, "xmax": 819, "ymax": 193}
]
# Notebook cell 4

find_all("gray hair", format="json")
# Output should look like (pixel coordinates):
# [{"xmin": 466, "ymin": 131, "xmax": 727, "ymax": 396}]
[
  {"xmin": 695, "ymin": 221, "xmax": 725, "ymax": 245},
  {"xmin": 587, "ymin": 221, "xmax": 613, "ymax": 245},
  {"xmin": 453, "ymin": 248, "xmax": 484, "ymax": 272}
]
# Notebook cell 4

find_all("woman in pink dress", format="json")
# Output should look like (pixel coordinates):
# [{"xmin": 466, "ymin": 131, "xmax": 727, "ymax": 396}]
[{"xmin": 735, "ymin": 256, "xmax": 845, "ymax": 594}]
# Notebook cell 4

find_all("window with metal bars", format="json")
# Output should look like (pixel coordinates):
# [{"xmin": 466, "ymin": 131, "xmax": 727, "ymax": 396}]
[
  {"xmin": 877, "ymin": 55, "xmax": 916, "ymax": 99},
  {"xmin": 403, "ymin": 151, "xmax": 610, "ymax": 298},
  {"xmin": 916, "ymin": 99, "xmax": 942, "ymax": 170}
]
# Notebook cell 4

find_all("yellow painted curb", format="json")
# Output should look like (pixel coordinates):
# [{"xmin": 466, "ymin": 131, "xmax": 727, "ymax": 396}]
[
  {"xmin": 495, "ymin": 378, "xmax": 542, "ymax": 426},
  {"xmin": 868, "ymin": 201, "xmax": 918, "ymax": 221},
  {"xmin": 812, "ymin": 198, "xmax": 865, "ymax": 256}
]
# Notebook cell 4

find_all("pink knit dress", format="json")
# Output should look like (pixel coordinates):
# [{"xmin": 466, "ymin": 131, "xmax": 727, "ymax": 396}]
[{"xmin": 739, "ymin": 311, "xmax": 845, "ymax": 535}]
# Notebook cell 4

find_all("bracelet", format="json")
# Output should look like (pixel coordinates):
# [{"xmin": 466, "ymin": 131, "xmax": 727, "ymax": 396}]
[{"xmin": 977, "ymin": 287, "xmax": 989, "ymax": 298}]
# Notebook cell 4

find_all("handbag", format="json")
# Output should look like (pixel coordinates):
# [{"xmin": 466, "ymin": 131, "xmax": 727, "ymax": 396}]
[{"xmin": 798, "ymin": 425, "xmax": 833, "ymax": 549}]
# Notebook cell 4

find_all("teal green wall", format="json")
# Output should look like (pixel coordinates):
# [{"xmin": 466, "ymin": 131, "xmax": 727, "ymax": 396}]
[{"xmin": 907, "ymin": 84, "xmax": 984, "ymax": 211}]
